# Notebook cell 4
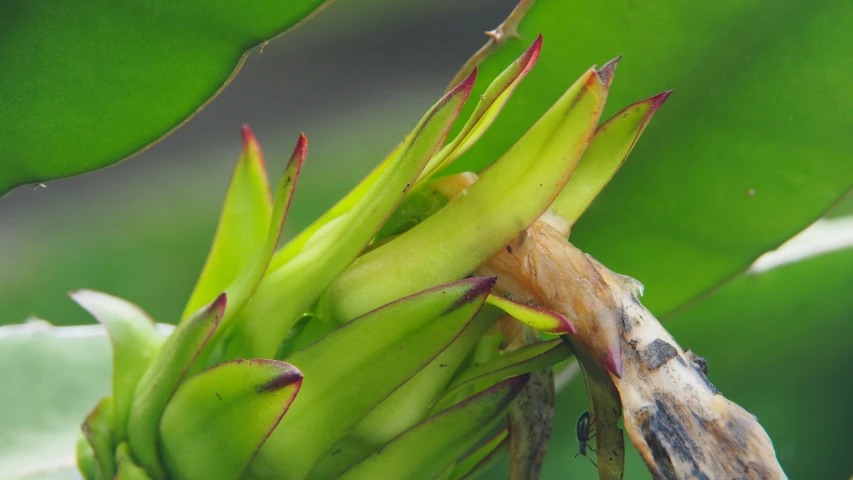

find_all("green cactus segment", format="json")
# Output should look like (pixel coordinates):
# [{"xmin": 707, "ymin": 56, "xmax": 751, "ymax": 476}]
[
  {"xmin": 70, "ymin": 290, "xmax": 164, "ymax": 441},
  {"xmin": 0, "ymin": 0, "xmax": 330, "ymax": 194},
  {"xmin": 486, "ymin": 294, "xmax": 577, "ymax": 334},
  {"xmin": 82, "ymin": 397, "xmax": 116, "ymax": 480},
  {"xmin": 76, "ymin": 433, "xmax": 99, "ymax": 480},
  {"xmin": 234, "ymin": 72, "xmax": 476, "ymax": 359},
  {"xmin": 419, "ymin": 35, "xmax": 542, "ymax": 181},
  {"xmin": 551, "ymin": 91, "xmax": 672, "ymax": 226},
  {"xmin": 449, "ymin": 427, "xmax": 509, "ymax": 480},
  {"xmin": 182, "ymin": 126, "xmax": 273, "ymax": 318},
  {"xmin": 318, "ymin": 64, "xmax": 613, "ymax": 324},
  {"xmin": 127, "ymin": 294, "xmax": 225, "ymax": 480},
  {"xmin": 159, "ymin": 359, "xmax": 302, "ymax": 480},
  {"xmin": 432, "ymin": 339, "xmax": 571, "ymax": 414},
  {"xmin": 250, "ymin": 277, "xmax": 494, "ymax": 479},
  {"xmin": 115, "ymin": 442, "xmax": 153, "ymax": 480},
  {"xmin": 337, "ymin": 375, "xmax": 529, "ymax": 480}
]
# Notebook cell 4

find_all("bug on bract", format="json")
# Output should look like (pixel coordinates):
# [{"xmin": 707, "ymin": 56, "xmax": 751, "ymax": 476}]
[{"xmin": 575, "ymin": 410, "xmax": 598, "ymax": 467}]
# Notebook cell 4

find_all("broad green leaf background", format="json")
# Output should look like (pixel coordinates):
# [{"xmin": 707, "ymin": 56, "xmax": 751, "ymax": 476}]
[
  {"xmin": 447, "ymin": 0, "xmax": 853, "ymax": 317},
  {"xmin": 0, "ymin": 0, "xmax": 328, "ymax": 194}
]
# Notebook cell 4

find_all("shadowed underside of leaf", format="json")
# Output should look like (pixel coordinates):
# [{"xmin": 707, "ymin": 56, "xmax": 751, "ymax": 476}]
[
  {"xmin": 250, "ymin": 278, "xmax": 494, "ymax": 479},
  {"xmin": 338, "ymin": 375, "xmax": 530, "ymax": 480},
  {"xmin": 449, "ymin": 428, "xmax": 509, "ymax": 480},
  {"xmin": 0, "ymin": 0, "xmax": 330, "ymax": 194}
]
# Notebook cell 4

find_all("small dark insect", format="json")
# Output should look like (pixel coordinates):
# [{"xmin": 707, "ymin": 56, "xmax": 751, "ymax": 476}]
[{"xmin": 575, "ymin": 410, "xmax": 597, "ymax": 467}]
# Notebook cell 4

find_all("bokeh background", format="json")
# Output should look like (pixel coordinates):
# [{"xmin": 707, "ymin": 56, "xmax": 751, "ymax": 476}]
[{"xmin": 2, "ymin": 0, "xmax": 851, "ymax": 478}]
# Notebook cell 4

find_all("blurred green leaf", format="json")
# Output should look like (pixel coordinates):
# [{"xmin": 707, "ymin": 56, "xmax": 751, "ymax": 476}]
[
  {"xmin": 160, "ymin": 359, "xmax": 302, "ymax": 480},
  {"xmin": 0, "ymin": 0, "xmax": 329, "ymax": 194},
  {"xmin": 448, "ymin": 0, "xmax": 853, "ymax": 315},
  {"xmin": 665, "ymin": 248, "xmax": 853, "ymax": 479},
  {"xmin": 0, "ymin": 323, "xmax": 110, "ymax": 479},
  {"xmin": 338, "ymin": 376, "xmax": 529, "ymax": 480},
  {"xmin": 251, "ymin": 278, "xmax": 493, "ymax": 479}
]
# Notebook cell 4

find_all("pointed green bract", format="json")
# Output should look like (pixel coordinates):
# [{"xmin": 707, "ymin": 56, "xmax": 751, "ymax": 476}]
[
  {"xmin": 183, "ymin": 127, "xmax": 273, "ymax": 318},
  {"xmin": 70, "ymin": 290, "xmax": 163, "ymax": 441},
  {"xmin": 233, "ymin": 71, "xmax": 476, "ymax": 359},
  {"xmin": 338, "ymin": 376, "xmax": 529, "ymax": 480},
  {"xmin": 160, "ymin": 359, "xmax": 302, "ymax": 480},
  {"xmin": 82, "ymin": 397, "xmax": 116, "ymax": 480},
  {"xmin": 317, "ymin": 64, "xmax": 613, "ymax": 323},
  {"xmin": 116, "ymin": 442, "xmax": 153, "ymax": 480},
  {"xmin": 487, "ymin": 294, "xmax": 577, "ymax": 334},
  {"xmin": 266, "ymin": 143, "xmax": 403, "ymax": 272},
  {"xmin": 250, "ymin": 278, "xmax": 494, "ymax": 479},
  {"xmin": 551, "ymin": 91, "xmax": 672, "ymax": 225},
  {"xmin": 449, "ymin": 428, "xmax": 508, "ymax": 480},
  {"xmin": 197, "ymin": 134, "xmax": 307, "ymax": 363},
  {"xmin": 432, "ymin": 339, "xmax": 571, "ymax": 414},
  {"xmin": 419, "ymin": 35, "xmax": 542, "ymax": 181},
  {"xmin": 127, "ymin": 294, "xmax": 225, "ymax": 480}
]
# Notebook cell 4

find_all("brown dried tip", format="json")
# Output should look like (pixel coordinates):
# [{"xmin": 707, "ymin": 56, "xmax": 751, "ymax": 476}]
[{"xmin": 596, "ymin": 55, "xmax": 622, "ymax": 88}]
